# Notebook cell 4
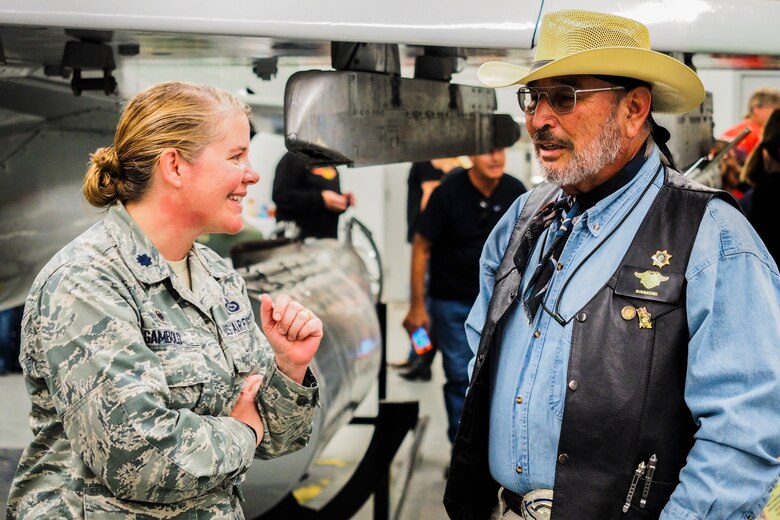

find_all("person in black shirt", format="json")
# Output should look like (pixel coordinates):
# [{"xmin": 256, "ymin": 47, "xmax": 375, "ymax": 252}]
[
  {"xmin": 402, "ymin": 148, "xmax": 526, "ymax": 444},
  {"xmin": 272, "ymin": 151, "xmax": 355, "ymax": 239},
  {"xmin": 406, "ymin": 158, "xmax": 464, "ymax": 244},
  {"xmin": 392, "ymin": 158, "xmax": 464, "ymax": 379}
]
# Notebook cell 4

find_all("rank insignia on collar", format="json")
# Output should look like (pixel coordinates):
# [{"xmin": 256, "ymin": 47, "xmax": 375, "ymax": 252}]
[
  {"xmin": 651, "ymin": 250, "xmax": 672, "ymax": 269},
  {"xmin": 635, "ymin": 270, "xmax": 669, "ymax": 290},
  {"xmin": 637, "ymin": 307, "xmax": 653, "ymax": 329},
  {"xmin": 137, "ymin": 253, "xmax": 153, "ymax": 267}
]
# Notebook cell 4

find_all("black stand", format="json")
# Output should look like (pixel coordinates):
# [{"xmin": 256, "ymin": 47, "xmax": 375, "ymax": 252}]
[{"xmin": 256, "ymin": 302, "xmax": 425, "ymax": 520}]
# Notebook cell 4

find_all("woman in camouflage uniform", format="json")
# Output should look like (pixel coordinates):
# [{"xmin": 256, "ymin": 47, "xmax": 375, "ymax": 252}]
[{"xmin": 7, "ymin": 81, "xmax": 321, "ymax": 519}]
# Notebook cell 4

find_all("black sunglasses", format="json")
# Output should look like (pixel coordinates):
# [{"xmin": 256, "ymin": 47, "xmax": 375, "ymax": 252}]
[{"xmin": 517, "ymin": 85, "xmax": 625, "ymax": 114}]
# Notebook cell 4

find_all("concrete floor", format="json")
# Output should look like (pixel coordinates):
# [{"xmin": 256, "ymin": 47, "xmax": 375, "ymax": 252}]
[
  {"xmin": 348, "ymin": 301, "xmax": 452, "ymax": 520},
  {"xmin": 0, "ymin": 301, "xmax": 452, "ymax": 519}
]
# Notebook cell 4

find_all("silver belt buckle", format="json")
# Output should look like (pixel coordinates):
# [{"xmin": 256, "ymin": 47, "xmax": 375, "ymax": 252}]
[{"xmin": 521, "ymin": 489, "xmax": 553, "ymax": 520}]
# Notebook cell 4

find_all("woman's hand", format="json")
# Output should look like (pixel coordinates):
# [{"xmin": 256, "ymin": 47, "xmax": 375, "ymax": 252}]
[
  {"xmin": 229, "ymin": 374, "xmax": 265, "ymax": 447},
  {"xmin": 260, "ymin": 294, "xmax": 323, "ymax": 384}
]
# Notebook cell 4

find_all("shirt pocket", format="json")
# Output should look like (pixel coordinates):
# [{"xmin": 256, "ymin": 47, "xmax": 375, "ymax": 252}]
[{"xmin": 144, "ymin": 328, "xmax": 211, "ymax": 410}]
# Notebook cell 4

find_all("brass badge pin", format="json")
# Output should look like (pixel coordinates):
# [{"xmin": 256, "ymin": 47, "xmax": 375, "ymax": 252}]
[
  {"xmin": 651, "ymin": 250, "xmax": 672, "ymax": 269},
  {"xmin": 621, "ymin": 306, "xmax": 637, "ymax": 321},
  {"xmin": 637, "ymin": 307, "xmax": 653, "ymax": 329},
  {"xmin": 635, "ymin": 270, "xmax": 670, "ymax": 290}
]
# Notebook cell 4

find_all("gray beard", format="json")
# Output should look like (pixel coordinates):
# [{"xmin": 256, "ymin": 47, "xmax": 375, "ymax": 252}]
[{"xmin": 536, "ymin": 109, "xmax": 622, "ymax": 187}]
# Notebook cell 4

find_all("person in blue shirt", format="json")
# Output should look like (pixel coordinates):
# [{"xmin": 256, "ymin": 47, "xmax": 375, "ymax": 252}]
[{"xmin": 444, "ymin": 9, "xmax": 780, "ymax": 520}]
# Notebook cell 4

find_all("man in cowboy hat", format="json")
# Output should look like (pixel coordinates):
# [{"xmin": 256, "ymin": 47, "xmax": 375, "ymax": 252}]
[{"xmin": 444, "ymin": 9, "xmax": 780, "ymax": 520}]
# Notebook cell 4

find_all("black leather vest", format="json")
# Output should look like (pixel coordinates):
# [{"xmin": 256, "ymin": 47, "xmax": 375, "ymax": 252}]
[{"xmin": 444, "ymin": 170, "xmax": 737, "ymax": 520}]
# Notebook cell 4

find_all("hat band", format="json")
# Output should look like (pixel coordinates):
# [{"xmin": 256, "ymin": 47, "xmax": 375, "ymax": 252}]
[{"xmin": 530, "ymin": 60, "xmax": 553, "ymax": 72}]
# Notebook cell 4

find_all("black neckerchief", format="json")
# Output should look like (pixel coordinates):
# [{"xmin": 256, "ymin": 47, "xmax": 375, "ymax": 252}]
[{"xmin": 578, "ymin": 139, "xmax": 649, "ymax": 211}]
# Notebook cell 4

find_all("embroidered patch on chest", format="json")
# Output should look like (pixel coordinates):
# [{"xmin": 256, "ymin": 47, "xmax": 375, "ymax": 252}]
[
  {"xmin": 221, "ymin": 314, "xmax": 253, "ymax": 337},
  {"xmin": 143, "ymin": 328, "xmax": 183, "ymax": 345}
]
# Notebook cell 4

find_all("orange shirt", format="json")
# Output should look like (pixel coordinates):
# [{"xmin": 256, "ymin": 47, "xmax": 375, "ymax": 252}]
[{"xmin": 720, "ymin": 119, "xmax": 761, "ymax": 159}]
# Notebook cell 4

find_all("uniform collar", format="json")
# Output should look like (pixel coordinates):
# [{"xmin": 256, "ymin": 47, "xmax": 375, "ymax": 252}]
[
  {"xmin": 105, "ymin": 202, "xmax": 170, "ymax": 285},
  {"xmin": 105, "ymin": 202, "xmax": 232, "ymax": 285}
]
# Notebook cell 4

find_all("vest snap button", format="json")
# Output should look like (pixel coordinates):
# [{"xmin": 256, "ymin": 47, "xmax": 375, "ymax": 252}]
[
  {"xmin": 558, "ymin": 453, "xmax": 569, "ymax": 464},
  {"xmin": 568, "ymin": 380, "xmax": 578, "ymax": 391},
  {"xmin": 515, "ymin": 395, "xmax": 523, "ymax": 404},
  {"xmin": 576, "ymin": 312, "xmax": 587, "ymax": 322},
  {"xmin": 516, "ymin": 464, "xmax": 523, "ymax": 473},
  {"xmin": 534, "ymin": 329, "xmax": 541, "ymax": 338}
]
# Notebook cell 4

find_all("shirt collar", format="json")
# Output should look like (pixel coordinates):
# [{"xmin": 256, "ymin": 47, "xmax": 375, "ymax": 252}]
[
  {"xmin": 577, "ymin": 143, "xmax": 663, "ymax": 237},
  {"xmin": 579, "ymin": 139, "xmax": 649, "ymax": 211}
]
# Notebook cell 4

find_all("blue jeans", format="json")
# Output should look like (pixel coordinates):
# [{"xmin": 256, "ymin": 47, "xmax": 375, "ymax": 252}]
[{"xmin": 429, "ymin": 297, "xmax": 473, "ymax": 443}]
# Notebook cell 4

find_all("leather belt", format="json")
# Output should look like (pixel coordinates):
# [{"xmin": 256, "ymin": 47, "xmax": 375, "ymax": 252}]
[
  {"xmin": 501, "ymin": 488, "xmax": 525, "ymax": 516},
  {"xmin": 500, "ymin": 488, "xmax": 554, "ymax": 519}
]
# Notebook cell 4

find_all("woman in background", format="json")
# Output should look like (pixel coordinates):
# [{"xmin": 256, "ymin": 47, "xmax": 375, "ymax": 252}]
[{"xmin": 743, "ymin": 108, "xmax": 780, "ymax": 265}]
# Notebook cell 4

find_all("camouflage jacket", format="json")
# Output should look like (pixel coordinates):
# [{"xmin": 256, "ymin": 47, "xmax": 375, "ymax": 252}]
[{"xmin": 7, "ymin": 203, "xmax": 319, "ymax": 519}]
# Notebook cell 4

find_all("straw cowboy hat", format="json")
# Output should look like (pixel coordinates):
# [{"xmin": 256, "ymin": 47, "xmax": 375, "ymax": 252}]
[{"xmin": 478, "ymin": 9, "xmax": 705, "ymax": 114}]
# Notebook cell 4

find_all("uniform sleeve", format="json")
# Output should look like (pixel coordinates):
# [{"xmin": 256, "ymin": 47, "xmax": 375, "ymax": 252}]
[
  {"xmin": 661, "ymin": 201, "xmax": 780, "ymax": 519},
  {"xmin": 254, "ymin": 356, "xmax": 319, "ymax": 459},
  {"xmin": 272, "ymin": 153, "xmax": 326, "ymax": 214},
  {"xmin": 36, "ymin": 263, "xmax": 256, "ymax": 504}
]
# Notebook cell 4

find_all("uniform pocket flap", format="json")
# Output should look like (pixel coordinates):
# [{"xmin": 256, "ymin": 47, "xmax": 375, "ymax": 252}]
[{"xmin": 145, "ymin": 333, "xmax": 210, "ymax": 388}]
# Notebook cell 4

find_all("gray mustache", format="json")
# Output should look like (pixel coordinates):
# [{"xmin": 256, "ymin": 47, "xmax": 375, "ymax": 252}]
[{"xmin": 532, "ymin": 128, "xmax": 573, "ymax": 151}]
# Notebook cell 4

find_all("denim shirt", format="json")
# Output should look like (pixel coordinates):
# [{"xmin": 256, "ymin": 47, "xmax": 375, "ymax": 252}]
[{"xmin": 468, "ymin": 146, "xmax": 780, "ymax": 519}]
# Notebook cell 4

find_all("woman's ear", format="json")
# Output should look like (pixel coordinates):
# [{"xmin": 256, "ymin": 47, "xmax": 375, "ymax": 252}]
[
  {"xmin": 157, "ymin": 148, "xmax": 184, "ymax": 189},
  {"xmin": 624, "ymin": 86, "xmax": 653, "ymax": 139}
]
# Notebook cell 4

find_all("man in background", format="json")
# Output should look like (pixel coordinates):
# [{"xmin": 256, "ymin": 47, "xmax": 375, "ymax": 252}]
[
  {"xmin": 272, "ymin": 151, "xmax": 355, "ymax": 239},
  {"xmin": 391, "ymin": 157, "xmax": 466, "ymax": 380},
  {"xmin": 403, "ymin": 148, "xmax": 526, "ymax": 445}
]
